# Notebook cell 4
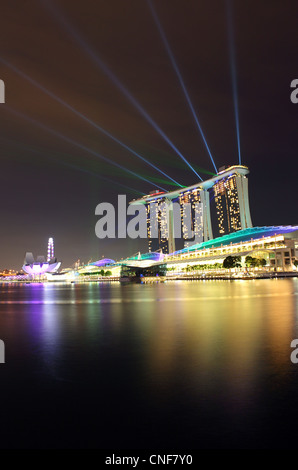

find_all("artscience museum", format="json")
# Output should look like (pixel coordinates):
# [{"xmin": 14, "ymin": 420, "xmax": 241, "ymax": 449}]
[{"xmin": 22, "ymin": 252, "xmax": 61, "ymax": 276}]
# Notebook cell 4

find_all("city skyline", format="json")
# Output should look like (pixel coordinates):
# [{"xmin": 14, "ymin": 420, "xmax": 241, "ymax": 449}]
[
  {"xmin": 0, "ymin": 0, "xmax": 297, "ymax": 268},
  {"xmin": 0, "ymin": 1, "xmax": 298, "ymax": 452}
]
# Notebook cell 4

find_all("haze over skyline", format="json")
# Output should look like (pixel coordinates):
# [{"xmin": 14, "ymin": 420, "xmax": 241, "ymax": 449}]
[{"xmin": 0, "ymin": 0, "xmax": 297, "ymax": 269}]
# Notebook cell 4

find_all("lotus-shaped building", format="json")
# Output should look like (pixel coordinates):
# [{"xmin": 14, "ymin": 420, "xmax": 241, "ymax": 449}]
[{"xmin": 22, "ymin": 252, "xmax": 61, "ymax": 276}]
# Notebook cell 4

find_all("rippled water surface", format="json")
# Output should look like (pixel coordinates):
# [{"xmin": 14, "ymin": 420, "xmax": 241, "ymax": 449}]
[{"xmin": 0, "ymin": 279, "xmax": 298, "ymax": 448}]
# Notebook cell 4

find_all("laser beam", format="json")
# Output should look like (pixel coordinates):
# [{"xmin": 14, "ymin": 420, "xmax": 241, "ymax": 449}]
[
  {"xmin": 0, "ymin": 57, "xmax": 183, "ymax": 188},
  {"xmin": 41, "ymin": 0, "xmax": 203, "ymax": 181},
  {"xmin": 146, "ymin": 0, "xmax": 218, "ymax": 174},
  {"xmin": 0, "ymin": 136, "xmax": 145, "ymax": 196},
  {"xmin": 226, "ymin": 0, "xmax": 242, "ymax": 165},
  {"xmin": 60, "ymin": 163, "xmax": 146, "ymax": 195},
  {"xmin": 5, "ymin": 106, "xmax": 167, "ymax": 191}
]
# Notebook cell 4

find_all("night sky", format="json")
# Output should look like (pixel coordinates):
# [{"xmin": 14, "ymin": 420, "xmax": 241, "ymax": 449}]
[{"xmin": 0, "ymin": 0, "xmax": 297, "ymax": 269}]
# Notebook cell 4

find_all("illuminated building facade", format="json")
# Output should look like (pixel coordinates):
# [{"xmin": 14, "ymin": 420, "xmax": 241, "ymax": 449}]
[
  {"xmin": 146, "ymin": 196, "xmax": 175, "ymax": 254},
  {"xmin": 166, "ymin": 226, "xmax": 298, "ymax": 273},
  {"xmin": 213, "ymin": 168, "xmax": 252, "ymax": 235},
  {"xmin": 130, "ymin": 165, "xmax": 252, "ymax": 254},
  {"xmin": 116, "ymin": 226, "xmax": 298, "ymax": 275},
  {"xmin": 179, "ymin": 188, "xmax": 213, "ymax": 247}
]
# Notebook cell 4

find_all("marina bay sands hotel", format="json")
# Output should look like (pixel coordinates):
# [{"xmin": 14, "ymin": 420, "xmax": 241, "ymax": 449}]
[{"xmin": 130, "ymin": 165, "xmax": 253, "ymax": 254}]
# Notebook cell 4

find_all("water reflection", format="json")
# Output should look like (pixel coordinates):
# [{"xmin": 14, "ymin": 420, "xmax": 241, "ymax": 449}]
[{"xmin": 0, "ymin": 279, "xmax": 298, "ymax": 447}]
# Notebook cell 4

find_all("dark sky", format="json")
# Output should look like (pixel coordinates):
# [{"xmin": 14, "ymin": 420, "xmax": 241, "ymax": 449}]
[{"xmin": 0, "ymin": 0, "xmax": 297, "ymax": 269}]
